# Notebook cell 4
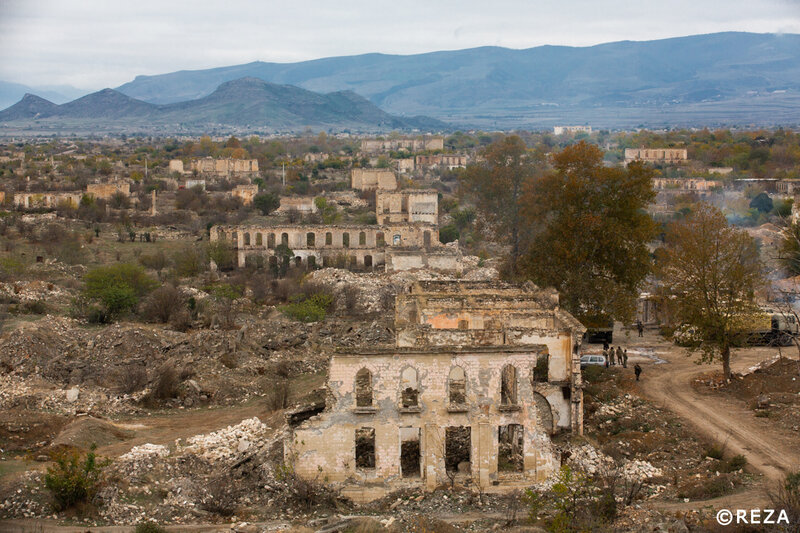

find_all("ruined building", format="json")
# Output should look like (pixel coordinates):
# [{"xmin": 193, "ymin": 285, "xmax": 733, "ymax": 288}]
[
  {"xmin": 286, "ymin": 280, "xmax": 585, "ymax": 502},
  {"xmin": 361, "ymin": 137, "xmax": 445, "ymax": 154},
  {"xmin": 232, "ymin": 184, "xmax": 259, "ymax": 206},
  {"xmin": 211, "ymin": 223, "xmax": 460, "ymax": 271},
  {"xmin": 169, "ymin": 158, "xmax": 259, "ymax": 177},
  {"xmin": 414, "ymin": 154, "xmax": 468, "ymax": 171},
  {"xmin": 375, "ymin": 190, "xmax": 438, "ymax": 225},
  {"xmin": 86, "ymin": 181, "xmax": 131, "ymax": 200},
  {"xmin": 624, "ymin": 148, "xmax": 688, "ymax": 164},
  {"xmin": 350, "ymin": 169, "xmax": 397, "ymax": 191}
]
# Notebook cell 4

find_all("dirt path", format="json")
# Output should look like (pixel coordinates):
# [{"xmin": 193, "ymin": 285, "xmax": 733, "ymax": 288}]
[{"xmin": 624, "ymin": 330, "xmax": 800, "ymax": 484}]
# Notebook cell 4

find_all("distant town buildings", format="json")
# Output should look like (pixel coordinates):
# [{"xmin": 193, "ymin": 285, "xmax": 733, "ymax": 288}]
[
  {"xmin": 361, "ymin": 137, "xmax": 444, "ymax": 154},
  {"xmin": 553, "ymin": 125, "xmax": 592, "ymax": 135},
  {"xmin": 415, "ymin": 154, "xmax": 468, "ymax": 171},
  {"xmin": 169, "ymin": 157, "xmax": 259, "ymax": 177}
]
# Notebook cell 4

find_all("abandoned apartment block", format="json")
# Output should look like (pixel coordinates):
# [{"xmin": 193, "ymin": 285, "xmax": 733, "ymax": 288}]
[
  {"xmin": 286, "ymin": 281, "xmax": 585, "ymax": 502},
  {"xmin": 375, "ymin": 189, "xmax": 438, "ymax": 225}
]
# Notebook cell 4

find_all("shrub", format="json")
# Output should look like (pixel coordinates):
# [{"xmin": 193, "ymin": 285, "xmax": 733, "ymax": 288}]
[
  {"xmin": 84, "ymin": 263, "xmax": 158, "ymax": 318},
  {"xmin": 280, "ymin": 298, "xmax": 327, "ymax": 322},
  {"xmin": 253, "ymin": 192, "xmax": 280, "ymax": 215},
  {"xmin": 704, "ymin": 444, "xmax": 724, "ymax": 460},
  {"xmin": 725, "ymin": 454, "xmax": 748, "ymax": 472},
  {"xmin": 0, "ymin": 256, "xmax": 25, "ymax": 281},
  {"xmin": 439, "ymin": 223, "xmax": 459, "ymax": 244},
  {"xmin": 206, "ymin": 241, "xmax": 235, "ymax": 271},
  {"xmin": 266, "ymin": 381, "xmax": 290, "ymax": 411},
  {"xmin": 172, "ymin": 246, "xmax": 207, "ymax": 278},
  {"xmin": 198, "ymin": 473, "xmax": 243, "ymax": 516},
  {"xmin": 44, "ymin": 445, "xmax": 107, "ymax": 511},
  {"xmin": 151, "ymin": 364, "xmax": 180, "ymax": 400},
  {"xmin": 117, "ymin": 365, "xmax": 148, "ymax": 394},
  {"xmin": 134, "ymin": 522, "xmax": 167, "ymax": 533},
  {"xmin": 769, "ymin": 471, "xmax": 800, "ymax": 527},
  {"xmin": 140, "ymin": 284, "xmax": 185, "ymax": 323},
  {"xmin": 22, "ymin": 299, "xmax": 47, "ymax": 314},
  {"xmin": 138, "ymin": 249, "xmax": 169, "ymax": 275}
]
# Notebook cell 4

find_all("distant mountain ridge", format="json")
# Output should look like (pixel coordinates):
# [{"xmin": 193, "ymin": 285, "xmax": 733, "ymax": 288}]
[
  {"xmin": 114, "ymin": 32, "xmax": 800, "ymax": 127},
  {"xmin": 0, "ymin": 78, "xmax": 445, "ymax": 132}
]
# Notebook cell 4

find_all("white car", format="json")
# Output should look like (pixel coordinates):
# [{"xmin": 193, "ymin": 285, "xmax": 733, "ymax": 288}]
[{"xmin": 580, "ymin": 355, "xmax": 606, "ymax": 369}]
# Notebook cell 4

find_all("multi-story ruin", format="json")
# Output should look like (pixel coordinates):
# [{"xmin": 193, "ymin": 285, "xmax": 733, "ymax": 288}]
[
  {"xmin": 351, "ymin": 169, "xmax": 398, "ymax": 191},
  {"xmin": 361, "ymin": 137, "xmax": 445, "ymax": 154},
  {"xmin": 285, "ymin": 280, "xmax": 585, "ymax": 502},
  {"xmin": 414, "ymin": 154, "xmax": 468, "ymax": 171},
  {"xmin": 169, "ymin": 158, "xmax": 259, "ymax": 177},
  {"xmin": 624, "ymin": 148, "xmax": 688, "ymax": 164},
  {"xmin": 13, "ymin": 192, "xmax": 82, "ymax": 209},
  {"xmin": 211, "ymin": 223, "xmax": 460, "ymax": 271},
  {"xmin": 652, "ymin": 177, "xmax": 721, "ymax": 198},
  {"xmin": 375, "ymin": 189, "xmax": 438, "ymax": 225}
]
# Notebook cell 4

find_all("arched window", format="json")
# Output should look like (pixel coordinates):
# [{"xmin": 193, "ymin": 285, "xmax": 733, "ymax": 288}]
[
  {"xmin": 376, "ymin": 232, "xmax": 385, "ymax": 246},
  {"xmin": 356, "ymin": 368, "xmax": 373, "ymax": 407},
  {"xmin": 400, "ymin": 367, "xmax": 419, "ymax": 408},
  {"xmin": 243, "ymin": 233, "xmax": 251, "ymax": 245},
  {"xmin": 359, "ymin": 231, "xmax": 366, "ymax": 246},
  {"xmin": 325, "ymin": 232, "xmax": 332, "ymax": 246},
  {"xmin": 342, "ymin": 232, "xmax": 350, "ymax": 248},
  {"xmin": 281, "ymin": 232, "xmax": 289, "ymax": 246},
  {"xmin": 501, "ymin": 365, "xmax": 518, "ymax": 406},
  {"xmin": 307, "ymin": 232, "xmax": 315, "ymax": 247},
  {"xmin": 364, "ymin": 255, "xmax": 373, "ymax": 268},
  {"xmin": 448, "ymin": 366, "xmax": 466, "ymax": 405},
  {"xmin": 267, "ymin": 233, "xmax": 275, "ymax": 249},
  {"xmin": 393, "ymin": 234, "xmax": 401, "ymax": 245},
  {"xmin": 255, "ymin": 233, "xmax": 263, "ymax": 246}
]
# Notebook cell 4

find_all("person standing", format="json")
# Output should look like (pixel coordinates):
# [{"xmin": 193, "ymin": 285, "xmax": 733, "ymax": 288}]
[
  {"xmin": 623, "ymin": 348, "xmax": 628, "ymax": 368},
  {"xmin": 616, "ymin": 346, "xmax": 624, "ymax": 366},
  {"xmin": 634, "ymin": 363, "xmax": 642, "ymax": 381},
  {"xmin": 636, "ymin": 320, "xmax": 644, "ymax": 337},
  {"xmin": 609, "ymin": 347, "xmax": 615, "ymax": 365}
]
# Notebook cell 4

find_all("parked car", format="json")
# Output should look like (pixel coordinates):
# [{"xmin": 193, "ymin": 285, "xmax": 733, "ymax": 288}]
[{"xmin": 580, "ymin": 354, "xmax": 606, "ymax": 369}]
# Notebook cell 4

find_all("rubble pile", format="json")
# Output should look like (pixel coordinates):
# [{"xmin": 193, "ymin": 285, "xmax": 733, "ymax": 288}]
[{"xmin": 181, "ymin": 417, "xmax": 273, "ymax": 465}]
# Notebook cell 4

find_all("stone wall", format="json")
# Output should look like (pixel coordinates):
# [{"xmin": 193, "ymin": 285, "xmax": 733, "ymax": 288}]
[
  {"xmin": 414, "ymin": 154, "xmax": 468, "ymax": 170},
  {"xmin": 86, "ymin": 182, "xmax": 130, "ymax": 200},
  {"xmin": 232, "ymin": 184, "xmax": 259, "ymax": 206},
  {"xmin": 553, "ymin": 126, "xmax": 592, "ymax": 135},
  {"xmin": 170, "ymin": 157, "xmax": 259, "ymax": 176},
  {"xmin": 360, "ymin": 137, "xmax": 444, "ymax": 153},
  {"xmin": 168, "ymin": 159, "xmax": 185, "ymax": 174},
  {"xmin": 277, "ymin": 196, "xmax": 318, "ymax": 213}
]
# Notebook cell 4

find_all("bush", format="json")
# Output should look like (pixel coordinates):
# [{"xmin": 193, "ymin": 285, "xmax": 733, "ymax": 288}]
[
  {"xmin": 172, "ymin": 246, "xmax": 207, "ymax": 278},
  {"xmin": 140, "ymin": 284, "xmax": 185, "ymax": 323},
  {"xmin": 724, "ymin": 454, "xmax": 748, "ymax": 472},
  {"xmin": 769, "ymin": 471, "xmax": 800, "ymax": 527},
  {"xmin": 151, "ymin": 364, "xmax": 180, "ymax": 401},
  {"xmin": 84, "ymin": 263, "xmax": 158, "ymax": 318},
  {"xmin": 135, "ymin": 522, "xmax": 167, "ymax": 533},
  {"xmin": 266, "ymin": 381, "xmax": 290, "ymax": 411},
  {"xmin": 22, "ymin": 299, "xmax": 47, "ymax": 314},
  {"xmin": 198, "ymin": 473, "xmax": 243, "ymax": 516},
  {"xmin": 44, "ymin": 445, "xmax": 107, "ymax": 511},
  {"xmin": 439, "ymin": 223, "xmax": 459, "ymax": 244},
  {"xmin": 704, "ymin": 444, "xmax": 724, "ymax": 460},
  {"xmin": 253, "ymin": 192, "xmax": 280, "ymax": 215},
  {"xmin": 280, "ymin": 298, "xmax": 327, "ymax": 322}
]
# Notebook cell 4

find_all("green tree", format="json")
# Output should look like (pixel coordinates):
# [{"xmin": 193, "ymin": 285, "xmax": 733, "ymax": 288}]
[
  {"xmin": 253, "ymin": 192, "xmax": 280, "ymax": 216},
  {"xmin": 207, "ymin": 241, "xmax": 235, "ymax": 271},
  {"xmin": 749, "ymin": 192, "xmax": 773, "ymax": 213},
  {"xmin": 460, "ymin": 135, "xmax": 541, "ymax": 273},
  {"xmin": 779, "ymin": 222, "xmax": 800, "ymax": 275},
  {"xmin": 44, "ymin": 444, "xmax": 108, "ymax": 511},
  {"xmin": 84, "ymin": 263, "xmax": 158, "ymax": 317},
  {"xmin": 656, "ymin": 203, "xmax": 765, "ymax": 380},
  {"xmin": 520, "ymin": 141, "xmax": 657, "ymax": 325}
]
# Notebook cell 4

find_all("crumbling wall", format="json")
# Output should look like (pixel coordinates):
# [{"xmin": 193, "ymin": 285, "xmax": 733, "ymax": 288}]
[{"xmin": 350, "ymin": 169, "xmax": 397, "ymax": 191}]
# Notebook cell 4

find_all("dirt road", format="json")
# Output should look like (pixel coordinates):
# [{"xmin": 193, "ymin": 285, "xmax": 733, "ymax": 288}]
[{"xmin": 619, "ymin": 329, "xmax": 800, "ymax": 485}]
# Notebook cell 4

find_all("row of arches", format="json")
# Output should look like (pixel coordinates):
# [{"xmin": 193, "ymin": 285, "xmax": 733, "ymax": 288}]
[
  {"xmin": 234, "ymin": 230, "xmax": 392, "ymax": 249},
  {"xmin": 249, "ymin": 253, "xmax": 376, "ymax": 269},
  {"xmin": 354, "ymin": 360, "xmax": 548, "ymax": 409}
]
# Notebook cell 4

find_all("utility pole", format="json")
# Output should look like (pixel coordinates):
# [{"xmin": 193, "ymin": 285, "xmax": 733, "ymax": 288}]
[
  {"xmin": 282, "ymin": 161, "xmax": 286, "ymax": 187},
  {"xmin": 145, "ymin": 155, "xmax": 148, "ymax": 180}
]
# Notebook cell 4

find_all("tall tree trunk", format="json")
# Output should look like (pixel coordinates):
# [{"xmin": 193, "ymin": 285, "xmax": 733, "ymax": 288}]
[{"xmin": 722, "ymin": 343, "xmax": 732, "ymax": 381}]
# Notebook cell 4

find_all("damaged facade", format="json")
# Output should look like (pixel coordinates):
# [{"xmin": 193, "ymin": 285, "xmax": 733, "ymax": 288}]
[
  {"xmin": 210, "ymin": 223, "xmax": 459, "ymax": 270},
  {"xmin": 286, "ymin": 281, "xmax": 585, "ymax": 502},
  {"xmin": 375, "ymin": 189, "xmax": 438, "ymax": 225}
]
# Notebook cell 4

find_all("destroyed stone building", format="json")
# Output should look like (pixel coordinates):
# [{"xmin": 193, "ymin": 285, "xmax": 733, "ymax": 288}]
[
  {"xmin": 624, "ymin": 148, "xmax": 688, "ymax": 164},
  {"xmin": 13, "ymin": 192, "xmax": 82, "ymax": 209},
  {"xmin": 86, "ymin": 181, "xmax": 131, "ymax": 200},
  {"xmin": 277, "ymin": 196, "xmax": 318, "ymax": 214},
  {"xmin": 210, "ymin": 223, "xmax": 460, "ymax": 270},
  {"xmin": 375, "ymin": 189, "xmax": 438, "ymax": 225},
  {"xmin": 286, "ymin": 280, "xmax": 585, "ymax": 502},
  {"xmin": 169, "ymin": 157, "xmax": 259, "ymax": 177},
  {"xmin": 553, "ymin": 125, "xmax": 592, "ymax": 135},
  {"xmin": 350, "ymin": 169, "xmax": 398, "ymax": 191},
  {"xmin": 414, "ymin": 154, "xmax": 468, "ymax": 171},
  {"xmin": 232, "ymin": 184, "xmax": 259, "ymax": 206},
  {"xmin": 361, "ymin": 137, "xmax": 445, "ymax": 153}
]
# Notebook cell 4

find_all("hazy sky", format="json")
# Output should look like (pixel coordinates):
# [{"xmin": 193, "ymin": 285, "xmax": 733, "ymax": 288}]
[{"xmin": 2, "ymin": 0, "xmax": 799, "ymax": 90}]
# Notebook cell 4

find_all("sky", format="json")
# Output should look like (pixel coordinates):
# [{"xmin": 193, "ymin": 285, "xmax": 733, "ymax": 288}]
[{"xmin": 1, "ymin": 0, "xmax": 800, "ymax": 90}]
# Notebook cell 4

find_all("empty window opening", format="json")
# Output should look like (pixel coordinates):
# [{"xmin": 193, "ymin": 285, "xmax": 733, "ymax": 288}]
[
  {"xmin": 400, "ymin": 367, "xmax": 419, "ymax": 408},
  {"xmin": 400, "ymin": 428, "xmax": 421, "ymax": 478},
  {"xmin": 424, "ymin": 231, "xmax": 431, "ymax": 247},
  {"xmin": 364, "ymin": 255, "xmax": 373, "ymax": 268},
  {"xmin": 294, "ymin": 256, "xmax": 302, "ymax": 267},
  {"xmin": 325, "ymin": 232, "xmax": 332, "ymax": 246},
  {"xmin": 501, "ymin": 365, "xmax": 518, "ymax": 406},
  {"xmin": 355, "ymin": 368, "xmax": 373, "ymax": 407},
  {"xmin": 533, "ymin": 353, "xmax": 549, "ymax": 383},
  {"xmin": 255, "ymin": 233, "xmax": 263, "ymax": 246},
  {"xmin": 267, "ymin": 233, "xmax": 275, "ymax": 249},
  {"xmin": 445, "ymin": 426, "xmax": 471, "ymax": 473},
  {"xmin": 393, "ymin": 234, "xmax": 401, "ymax": 245},
  {"xmin": 350, "ymin": 256, "xmax": 358, "ymax": 268},
  {"xmin": 359, "ymin": 231, "xmax": 366, "ymax": 245},
  {"xmin": 342, "ymin": 232, "xmax": 350, "ymax": 248},
  {"xmin": 498, "ymin": 424, "xmax": 524, "ymax": 472},
  {"xmin": 244, "ymin": 233, "xmax": 251, "ymax": 245},
  {"xmin": 376, "ymin": 232, "xmax": 385, "ymax": 246},
  {"xmin": 562, "ymin": 386, "xmax": 571, "ymax": 400},
  {"xmin": 281, "ymin": 232, "xmax": 289, "ymax": 246},
  {"xmin": 307, "ymin": 256, "xmax": 316, "ymax": 269},
  {"xmin": 448, "ymin": 366, "xmax": 466, "ymax": 405},
  {"xmin": 458, "ymin": 319, "xmax": 469, "ymax": 330},
  {"xmin": 307, "ymin": 232, "xmax": 315, "ymax": 247},
  {"xmin": 231, "ymin": 232, "xmax": 238, "ymax": 246},
  {"xmin": 355, "ymin": 428, "xmax": 375, "ymax": 469}
]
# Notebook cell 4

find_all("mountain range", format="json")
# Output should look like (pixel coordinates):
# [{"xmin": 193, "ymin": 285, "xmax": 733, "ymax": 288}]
[
  {"xmin": 0, "ymin": 78, "xmax": 444, "ymax": 133},
  {"xmin": 114, "ymin": 32, "xmax": 800, "ymax": 128},
  {"xmin": 0, "ymin": 81, "xmax": 87, "ymax": 111},
  {"xmin": 2, "ymin": 31, "xmax": 799, "ymax": 132}
]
